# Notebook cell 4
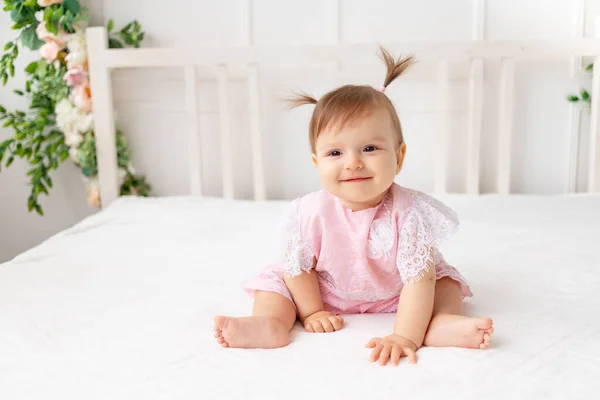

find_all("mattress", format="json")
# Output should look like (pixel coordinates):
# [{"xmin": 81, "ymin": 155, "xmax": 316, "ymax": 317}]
[{"xmin": 1, "ymin": 194, "xmax": 599, "ymax": 399}]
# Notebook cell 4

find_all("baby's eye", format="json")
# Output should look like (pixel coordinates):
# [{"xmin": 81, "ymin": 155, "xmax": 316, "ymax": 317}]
[
  {"xmin": 363, "ymin": 146, "xmax": 377, "ymax": 152},
  {"xmin": 328, "ymin": 150, "xmax": 342, "ymax": 157}
]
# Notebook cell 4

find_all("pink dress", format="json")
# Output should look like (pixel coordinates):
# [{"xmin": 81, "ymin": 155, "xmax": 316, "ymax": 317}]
[{"xmin": 243, "ymin": 183, "xmax": 472, "ymax": 314}]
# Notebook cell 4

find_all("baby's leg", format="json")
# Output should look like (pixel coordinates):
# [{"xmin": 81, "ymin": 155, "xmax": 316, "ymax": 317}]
[
  {"xmin": 423, "ymin": 277, "xmax": 494, "ymax": 349},
  {"xmin": 214, "ymin": 291, "xmax": 296, "ymax": 349}
]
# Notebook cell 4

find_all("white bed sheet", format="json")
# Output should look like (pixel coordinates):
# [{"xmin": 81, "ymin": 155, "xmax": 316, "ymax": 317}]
[{"xmin": 1, "ymin": 194, "xmax": 599, "ymax": 399}]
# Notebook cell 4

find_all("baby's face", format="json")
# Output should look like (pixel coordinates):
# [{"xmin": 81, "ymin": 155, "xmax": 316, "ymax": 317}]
[{"xmin": 312, "ymin": 109, "xmax": 405, "ymax": 211}]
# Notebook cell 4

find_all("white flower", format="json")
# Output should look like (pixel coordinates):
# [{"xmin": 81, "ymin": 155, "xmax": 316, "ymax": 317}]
[
  {"xmin": 69, "ymin": 146, "xmax": 80, "ymax": 163},
  {"xmin": 64, "ymin": 131, "xmax": 83, "ymax": 147},
  {"xmin": 65, "ymin": 31, "xmax": 88, "ymax": 68},
  {"xmin": 35, "ymin": 11, "xmax": 44, "ymax": 22},
  {"xmin": 55, "ymin": 98, "xmax": 94, "ymax": 135}
]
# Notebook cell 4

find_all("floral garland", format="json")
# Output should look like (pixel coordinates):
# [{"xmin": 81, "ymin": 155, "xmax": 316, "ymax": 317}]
[{"xmin": 0, "ymin": 0, "xmax": 150, "ymax": 215}]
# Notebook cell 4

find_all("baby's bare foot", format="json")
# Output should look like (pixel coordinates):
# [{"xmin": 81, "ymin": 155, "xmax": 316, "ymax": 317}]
[
  {"xmin": 213, "ymin": 316, "xmax": 290, "ymax": 349},
  {"xmin": 424, "ymin": 314, "xmax": 494, "ymax": 349}
]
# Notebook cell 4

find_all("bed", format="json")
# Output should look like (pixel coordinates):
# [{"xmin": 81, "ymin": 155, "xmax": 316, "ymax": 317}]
[
  {"xmin": 3, "ymin": 20, "xmax": 600, "ymax": 398},
  {"xmin": 1, "ymin": 193, "xmax": 599, "ymax": 399}
]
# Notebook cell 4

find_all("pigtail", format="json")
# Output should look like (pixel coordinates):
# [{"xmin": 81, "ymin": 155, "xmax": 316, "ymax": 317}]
[
  {"xmin": 379, "ymin": 46, "xmax": 415, "ymax": 89},
  {"xmin": 286, "ymin": 91, "xmax": 318, "ymax": 109}
]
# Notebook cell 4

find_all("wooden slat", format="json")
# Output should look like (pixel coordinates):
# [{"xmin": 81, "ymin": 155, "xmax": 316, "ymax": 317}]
[
  {"xmin": 567, "ymin": 104, "xmax": 581, "ymax": 193},
  {"xmin": 588, "ymin": 54, "xmax": 600, "ymax": 193},
  {"xmin": 247, "ymin": 65, "xmax": 266, "ymax": 201},
  {"xmin": 217, "ymin": 66, "xmax": 235, "ymax": 200},
  {"xmin": 435, "ymin": 60, "xmax": 450, "ymax": 194},
  {"xmin": 466, "ymin": 59, "xmax": 483, "ymax": 194},
  {"xmin": 101, "ymin": 40, "xmax": 600, "ymax": 69},
  {"xmin": 86, "ymin": 27, "xmax": 119, "ymax": 207},
  {"xmin": 184, "ymin": 65, "xmax": 202, "ymax": 196},
  {"xmin": 570, "ymin": 0, "xmax": 586, "ymax": 77},
  {"xmin": 497, "ymin": 58, "xmax": 515, "ymax": 195}
]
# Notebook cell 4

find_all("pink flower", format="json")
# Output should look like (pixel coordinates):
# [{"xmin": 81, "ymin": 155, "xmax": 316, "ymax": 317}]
[
  {"xmin": 86, "ymin": 179, "xmax": 101, "ymax": 208},
  {"xmin": 40, "ymin": 41, "xmax": 61, "ymax": 62},
  {"xmin": 71, "ymin": 83, "xmax": 93, "ymax": 113},
  {"xmin": 36, "ymin": 22, "xmax": 66, "ymax": 49},
  {"xmin": 38, "ymin": 0, "xmax": 63, "ymax": 6},
  {"xmin": 64, "ymin": 67, "xmax": 88, "ymax": 87}
]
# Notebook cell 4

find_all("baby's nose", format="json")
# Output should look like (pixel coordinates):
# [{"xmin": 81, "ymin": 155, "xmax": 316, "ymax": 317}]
[{"xmin": 344, "ymin": 153, "xmax": 364, "ymax": 170}]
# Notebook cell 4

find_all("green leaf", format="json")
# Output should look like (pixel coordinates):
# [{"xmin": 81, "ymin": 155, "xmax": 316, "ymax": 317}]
[
  {"xmin": 25, "ymin": 61, "xmax": 38, "ymax": 74},
  {"xmin": 120, "ymin": 32, "xmax": 135, "ymax": 46},
  {"xmin": 44, "ymin": 7, "xmax": 53, "ymax": 22},
  {"xmin": 47, "ymin": 18, "xmax": 58, "ymax": 35},
  {"xmin": 586, "ymin": 63, "xmax": 594, "ymax": 72},
  {"xmin": 44, "ymin": 175, "xmax": 53, "ymax": 188},
  {"xmin": 35, "ymin": 204, "xmax": 44, "ymax": 216},
  {"xmin": 63, "ymin": 0, "xmax": 80, "ymax": 15},
  {"xmin": 567, "ymin": 95, "xmax": 579, "ymax": 102},
  {"xmin": 6, "ymin": 156, "xmax": 14, "ymax": 167},
  {"xmin": 108, "ymin": 38, "xmax": 124, "ymax": 49},
  {"xmin": 36, "ymin": 60, "xmax": 47, "ymax": 77},
  {"xmin": 581, "ymin": 89, "xmax": 590, "ymax": 101},
  {"xmin": 1, "ymin": 73, "xmax": 7, "ymax": 86},
  {"xmin": 20, "ymin": 25, "xmax": 44, "ymax": 50},
  {"xmin": 107, "ymin": 18, "xmax": 114, "ymax": 33},
  {"xmin": 28, "ymin": 196, "xmax": 35, "ymax": 212},
  {"xmin": 82, "ymin": 167, "xmax": 93, "ymax": 177},
  {"xmin": 54, "ymin": 6, "xmax": 64, "ymax": 20},
  {"xmin": 3, "ymin": 42, "xmax": 13, "ymax": 51},
  {"xmin": 121, "ymin": 22, "xmax": 133, "ymax": 33},
  {"xmin": 10, "ymin": 7, "xmax": 29, "ymax": 24},
  {"xmin": 13, "ymin": 89, "xmax": 23, "ymax": 96}
]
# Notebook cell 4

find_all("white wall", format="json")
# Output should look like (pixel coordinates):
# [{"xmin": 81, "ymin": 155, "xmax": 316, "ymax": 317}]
[{"xmin": 0, "ymin": 0, "xmax": 596, "ymax": 262}]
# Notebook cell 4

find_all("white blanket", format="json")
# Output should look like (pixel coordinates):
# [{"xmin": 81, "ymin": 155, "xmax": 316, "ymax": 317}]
[{"xmin": 1, "ymin": 194, "xmax": 599, "ymax": 399}]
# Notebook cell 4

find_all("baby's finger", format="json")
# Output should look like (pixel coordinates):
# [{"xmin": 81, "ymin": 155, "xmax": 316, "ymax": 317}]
[
  {"xmin": 312, "ymin": 321, "xmax": 325, "ymax": 333},
  {"xmin": 378, "ymin": 345, "xmax": 391, "ymax": 366},
  {"xmin": 365, "ymin": 337, "xmax": 380, "ymax": 348},
  {"xmin": 320, "ymin": 318, "xmax": 335, "ymax": 333},
  {"xmin": 391, "ymin": 346, "xmax": 401, "ymax": 366},
  {"xmin": 329, "ymin": 316, "xmax": 343, "ymax": 331},
  {"xmin": 369, "ymin": 344, "xmax": 384, "ymax": 362},
  {"xmin": 405, "ymin": 347, "xmax": 418, "ymax": 364}
]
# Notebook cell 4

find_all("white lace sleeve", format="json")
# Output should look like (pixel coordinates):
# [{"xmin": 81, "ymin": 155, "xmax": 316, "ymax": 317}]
[
  {"xmin": 279, "ymin": 200, "xmax": 314, "ymax": 277},
  {"xmin": 396, "ymin": 192, "xmax": 459, "ymax": 284}
]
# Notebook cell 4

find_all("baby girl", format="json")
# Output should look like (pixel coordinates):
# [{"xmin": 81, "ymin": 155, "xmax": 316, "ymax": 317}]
[{"xmin": 214, "ymin": 47, "xmax": 493, "ymax": 366}]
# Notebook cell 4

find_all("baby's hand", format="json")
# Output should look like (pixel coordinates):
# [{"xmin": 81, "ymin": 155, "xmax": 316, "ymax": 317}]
[
  {"xmin": 365, "ymin": 334, "xmax": 418, "ymax": 366},
  {"xmin": 302, "ymin": 311, "xmax": 344, "ymax": 333}
]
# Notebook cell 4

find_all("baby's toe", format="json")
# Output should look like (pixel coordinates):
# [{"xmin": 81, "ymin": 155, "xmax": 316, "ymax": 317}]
[
  {"xmin": 214, "ymin": 331, "xmax": 222, "ymax": 338},
  {"xmin": 484, "ymin": 332, "xmax": 492, "ymax": 344},
  {"xmin": 479, "ymin": 332, "xmax": 492, "ymax": 349}
]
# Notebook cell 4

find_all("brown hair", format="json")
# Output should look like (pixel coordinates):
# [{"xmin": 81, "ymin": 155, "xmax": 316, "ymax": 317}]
[{"xmin": 288, "ymin": 46, "xmax": 415, "ymax": 153}]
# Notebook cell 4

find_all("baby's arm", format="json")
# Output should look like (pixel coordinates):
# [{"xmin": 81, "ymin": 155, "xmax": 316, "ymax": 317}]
[
  {"xmin": 365, "ymin": 251, "xmax": 436, "ymax": 365},
  {"xmin": 393, "ymin": 261, "xmax": 436, "ymax": 347},
  {"xmin": 284, "ymin": 260, "xmax": 344, "ymax": 333}
]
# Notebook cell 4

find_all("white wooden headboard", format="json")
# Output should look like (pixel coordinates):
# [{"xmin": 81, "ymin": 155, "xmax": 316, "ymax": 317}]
[{"xmin": 85, "ymin": 21, "xmax": 600, "ymax": 207}]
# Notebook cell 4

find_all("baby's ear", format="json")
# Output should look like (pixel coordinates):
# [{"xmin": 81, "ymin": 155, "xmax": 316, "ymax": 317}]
[
  {"xmin": 396, "ymin": 143, "xmax": 407, "ymax": 173},
  {"xmin": 312, "ymin": 153, "xmax": 318, "ymax": 167}
]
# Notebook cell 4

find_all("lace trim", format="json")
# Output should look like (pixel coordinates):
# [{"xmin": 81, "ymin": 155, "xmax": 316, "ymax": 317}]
[
  {"xmin": 367, "ymin": 193, "xmax": 394, "ymax": 260},
  {"xmin": 280, "ymin": 200, "xmax": 314, "ymax": 277},
  {"xmin": 396, "ymin": 191, "xmax": 459, "ymax": 284}
]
